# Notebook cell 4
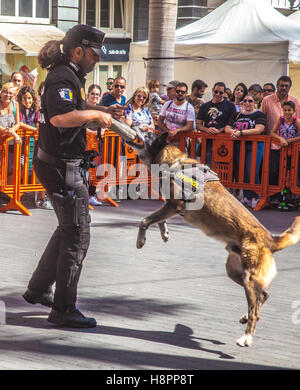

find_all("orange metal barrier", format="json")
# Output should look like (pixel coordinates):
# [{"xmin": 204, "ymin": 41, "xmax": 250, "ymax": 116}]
[
  {"xmin": 178, "ymin": 132, "xmax": 289, "ymax": 211},
  {"xmin": 0, "ymin": 129, "xmax": 43, "ymax": 215},
  {"xmin": 2, "ymin": 129, "xmax": 300, "ymax": 214},
  {"xmin": 86, "ymin": 130, "xmax": 157, "ymax": 207}
]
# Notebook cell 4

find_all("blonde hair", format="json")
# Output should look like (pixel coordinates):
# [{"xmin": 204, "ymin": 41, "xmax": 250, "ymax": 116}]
[
  {"xmin": 133, "ymin": 86, "xmax": 150, "ymax": 106},
  {"xmin": 1, "ymin": 82, "xmax": 17, "ymax": 93}
]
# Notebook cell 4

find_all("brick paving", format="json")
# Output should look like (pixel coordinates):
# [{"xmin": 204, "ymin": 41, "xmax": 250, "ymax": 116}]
[{"xmin": 1, "ymin": 196, "xmax": 300, "ymax": 370}]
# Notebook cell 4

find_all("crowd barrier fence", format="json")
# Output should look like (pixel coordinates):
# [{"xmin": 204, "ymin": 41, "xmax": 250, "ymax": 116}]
[{"xmin": 1, "ymin": 129, "xmax": 300, "ymax": 215}]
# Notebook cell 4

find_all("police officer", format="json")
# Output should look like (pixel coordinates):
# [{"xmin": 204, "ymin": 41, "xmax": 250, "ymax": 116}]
[{"xmin": 23, "ymin": 25, "xmax": 116, "ymax": 328}]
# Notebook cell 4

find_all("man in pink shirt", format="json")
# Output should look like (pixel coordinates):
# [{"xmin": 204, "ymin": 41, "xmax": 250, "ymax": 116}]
[{"xmin": 261, "ymin": 76, "xmax": 300, "ymax": 135}]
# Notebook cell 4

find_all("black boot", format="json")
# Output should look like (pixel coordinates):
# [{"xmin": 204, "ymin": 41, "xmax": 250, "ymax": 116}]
[
  {"xmin": 23, "ymin": 288, "xmax": 54, "ymax": 307},
  {"xmin": 47, "ymin": 308, "xmax": 97, "ymax": 328}
]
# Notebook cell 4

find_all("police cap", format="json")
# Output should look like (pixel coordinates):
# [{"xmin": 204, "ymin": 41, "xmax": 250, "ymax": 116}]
[{"xmin": 64, "ymin": 24, "xmax": 105, "ymax": 57}]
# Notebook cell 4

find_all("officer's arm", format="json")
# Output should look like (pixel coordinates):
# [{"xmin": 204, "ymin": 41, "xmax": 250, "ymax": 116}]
[
  {"xmin": 86, "ymin": 102, "xmax": 124, "ymax": 119},
  {"xmin": 50, "ymin": 109, "xmax": 112, "ymax": 129}
]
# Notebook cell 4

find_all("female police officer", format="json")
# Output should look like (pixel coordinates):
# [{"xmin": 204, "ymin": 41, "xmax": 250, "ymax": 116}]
[{"xmin": 22, "ymin": 25, "xmax": 116, "ymax": 328}]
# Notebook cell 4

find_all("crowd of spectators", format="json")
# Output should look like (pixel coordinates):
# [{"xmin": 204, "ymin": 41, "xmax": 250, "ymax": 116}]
[{"xmin": 1, "ymin": 71, "xmax": 300, "ymax": 210}]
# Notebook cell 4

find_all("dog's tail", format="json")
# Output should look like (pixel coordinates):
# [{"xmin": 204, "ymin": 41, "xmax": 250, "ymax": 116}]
[{"xmin": 271, "ymin": 216, "xmax": 300, "ymax": 253}]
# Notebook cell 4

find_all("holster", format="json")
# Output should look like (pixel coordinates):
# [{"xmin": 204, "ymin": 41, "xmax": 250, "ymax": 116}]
[{"xmin": 52, "ymin": 191, "xmax": 91, "ymax": 227}]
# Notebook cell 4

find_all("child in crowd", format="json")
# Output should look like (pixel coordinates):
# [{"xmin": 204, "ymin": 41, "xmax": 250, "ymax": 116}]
[
  {"xmin": 147, "ymin": 80, "xmax": 166, "ymax": 126},
  {"xmin": 270, "ymin": 100, "xmax": 300, "ymax": 209},
  {"xmin": 17, "ymin": 86, "xmax": 53, "ymax": 210}
]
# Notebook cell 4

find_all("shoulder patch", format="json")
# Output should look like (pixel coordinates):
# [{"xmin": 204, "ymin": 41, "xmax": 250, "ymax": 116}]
[{"xmin": 58, "ymin": 88, "xmax": 73, "ymax": 102}]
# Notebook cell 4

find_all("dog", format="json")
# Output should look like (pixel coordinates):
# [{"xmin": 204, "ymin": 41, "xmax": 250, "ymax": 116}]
[{"xmin": 127, "ymin": 129, "xmax": 300, "ymax": 347}]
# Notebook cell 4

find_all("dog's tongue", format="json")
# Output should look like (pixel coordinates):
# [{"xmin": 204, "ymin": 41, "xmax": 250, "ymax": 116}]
[{"xmin": 110, "ymin": 119, "xmax": 137, "ymax": 142}]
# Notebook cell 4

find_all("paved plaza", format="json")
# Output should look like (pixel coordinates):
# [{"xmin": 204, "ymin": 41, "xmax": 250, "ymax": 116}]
[{"xmin": 0, "ymin": 195, "xmax": 300, "ymax": 370}]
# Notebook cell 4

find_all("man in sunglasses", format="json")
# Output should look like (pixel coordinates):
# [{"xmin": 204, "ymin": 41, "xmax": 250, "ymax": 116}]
[
  {"xmin": 262, "ymin": 83, "xmax": 275, "ymax": 99},
  {"xmin": 102, "ymin": 77, "xmax": 114, "ymax": 98},
  {"xmin": 101, "ymin": 76, "xmax": 126, "ymax": 107},
  {"xmin": 261, "ymin": 75, "xmax": 300, "ymax": 135},
  {"xmin": 196, "ymin": 82, "xmax": 236, "ymax": 166}
]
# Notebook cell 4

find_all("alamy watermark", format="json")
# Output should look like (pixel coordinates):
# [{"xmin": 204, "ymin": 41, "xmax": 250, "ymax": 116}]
[
  {"xmin": 96, "ymin": 160, "xmax": 208, "ymax": 211},
  {"xmin": 0, "ymin": 300, "xmax": 6, "ymax": 325}
]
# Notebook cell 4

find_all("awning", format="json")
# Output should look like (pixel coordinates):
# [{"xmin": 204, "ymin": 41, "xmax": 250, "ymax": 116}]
[{"xmin": 0, "ymin": 23, "xmax": 65, "ymax": 56}]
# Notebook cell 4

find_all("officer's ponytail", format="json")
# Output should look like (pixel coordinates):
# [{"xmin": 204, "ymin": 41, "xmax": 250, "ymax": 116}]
[{"xmin": 38, "ymin": 40, "xmax": 65, "ymax": 70}]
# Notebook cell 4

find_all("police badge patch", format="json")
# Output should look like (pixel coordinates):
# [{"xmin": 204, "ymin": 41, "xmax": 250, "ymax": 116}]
[{"xmin": 58, "ymin": 88, "xmax": 73, "ymax": 101}]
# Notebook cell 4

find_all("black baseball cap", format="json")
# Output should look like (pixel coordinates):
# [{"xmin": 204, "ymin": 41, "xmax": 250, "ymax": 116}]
[{"xmin": 64, "ymin": 24, "xmax": 105, "ymax": 57}]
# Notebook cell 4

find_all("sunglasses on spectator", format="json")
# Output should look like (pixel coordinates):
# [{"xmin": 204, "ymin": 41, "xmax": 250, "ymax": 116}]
[
  {"xmin": 136, "ymin": 94, "xmax": 147, "ymax": 100},
  {"xmin": 176, "ymin": 90, "xmax": 187, "ymax": 94},
  {"xmin": 106, "ymin": 82, "xmax": 113, "ymax": 85},
  {"xmin": 243, "ymin": 99, "xmax": 254, "ymax": 103},
  {"xmin": 114, "ymin": 84, "xmax": 125, "ymax": 89},
  {"xmin": 213, "ymin": 90, "xmax": 224, "ymax": 95},
  {"xmin": 263, "ymin": 89, "xmax": 274, "ymax": 93},
  {"xmin": 90, "ymin": 92, "xmax": 100, "ymax": 96}
]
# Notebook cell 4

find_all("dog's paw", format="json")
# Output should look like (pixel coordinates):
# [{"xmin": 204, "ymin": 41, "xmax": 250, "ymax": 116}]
[
  {"xmin": 236, "ymin": 334, "xmax": 253, "ymax": 347},
  {"xmin": 239, "ymin": 313, "xmax": 248, "ymax": 324},
  {"xmin": 136, "ymin": 237, "xmax": 146, "ymax": 249}
]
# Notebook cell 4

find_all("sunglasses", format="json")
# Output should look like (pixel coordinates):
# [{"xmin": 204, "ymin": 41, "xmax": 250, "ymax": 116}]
[
  {"xmin": 114, "ymin": 84, "xmax": 125, "ymax": 89},
  {"xmin": 263, "ymin": 89, "xmax": 274, "ymax": 93},
  {"xmin": 176, "ymin": 90, "xmax": 186, "ymax": 94},
  {"xmin": 106, "ymin": 82, "xmax": 113, "ymax": 85},
  {"xmin": 243, "ymin": 99, "xmax": 254, "ymax": 103},
  {"xmin": 137, "ymin": 94, "xmax": 147, "ymax": 100},
  {"xmin": 90, "ymin": 92, "xmax": 100, "ymax": 96},
  {"xmin": 213, "ymin": 90, "xmax": 224, "ymax": 95}
]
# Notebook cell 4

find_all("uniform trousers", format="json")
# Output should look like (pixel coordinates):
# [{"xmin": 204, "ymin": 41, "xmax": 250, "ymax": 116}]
[{"xmin": 28, "ymin": 158, "xmax": 90, "ymax": 312}]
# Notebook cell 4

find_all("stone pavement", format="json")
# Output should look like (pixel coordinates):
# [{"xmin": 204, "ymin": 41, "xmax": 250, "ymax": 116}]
[{"xmin": 0, "ymin": 195, "xmax": 300, "ymax": 370}]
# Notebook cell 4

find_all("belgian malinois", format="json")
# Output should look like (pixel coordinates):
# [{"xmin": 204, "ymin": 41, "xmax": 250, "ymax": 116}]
[{"xmin": 127, "ymin": 129, "xmax": 300, "ymax": 347}]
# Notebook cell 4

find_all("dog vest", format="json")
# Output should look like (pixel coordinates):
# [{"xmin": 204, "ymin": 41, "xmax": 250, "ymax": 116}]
[{"xmin": 165, "ymin": 162, "xmax": 219, "ymax": 201}]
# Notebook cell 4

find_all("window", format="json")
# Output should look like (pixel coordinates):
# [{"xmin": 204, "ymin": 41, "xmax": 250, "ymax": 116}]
[
  {"xmin": 1, "ymin": 0, "xmax": 15, "ymax": 16},
  {"xmin": 83, "ymin": 0, "xmax": 125, "ymax": 30},
  {"xmin": 0, "ymin": 0, "xmax": 50, "ymax": 18},
  {"xmin": 36, "ymin": 0, "xmax": 49, "ymax": 18},
  {"xmin": 114, "ymin": 0, "xmax": 124, "ymax": 28},
  {"xmin": 100, "ymin": 0, "xmax": 110, "ymax": 28},
  {"xmin": 86, "ymin": 0, "xmax": 96, "ymax": 26},
  {"xmin": 20, "ymin": 0, "xmax": 32, "ymax": 17}
]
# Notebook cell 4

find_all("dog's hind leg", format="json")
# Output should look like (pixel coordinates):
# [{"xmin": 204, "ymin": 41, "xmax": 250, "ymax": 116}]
[
  {"xmin": 225, "ymin": 246, "xmax": 269, "ymax": 326},
  {"xmin": 137, "ymin": 201, "xmax": 177, "ymax": 249}
]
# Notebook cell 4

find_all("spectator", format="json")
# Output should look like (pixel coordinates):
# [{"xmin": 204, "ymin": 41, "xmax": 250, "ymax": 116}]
[
  {"xmin": 187, "ymin": 79, "xmax": 208, "ymax": 115},
  {"xmin": 231, "ymin": 82, "xmax": 248, "ymax": 112},
  {"xmin": 270, "ymin": 101, "xmax": 300, "ymax": 205},
  {"xmin": 161, "ymin": 80, "xmax": 180, "ymax": 101},
  {"xmin": 87, "ymin": 83, "xmax": 102, "ymax": 105},
  {"xmin": 196, "ymin": 81, "xmax": 236, "ymax": 166},
  {"xmin": 124, "ymin": 87, "xmax": 154, "ymax": 131},
  {"xmin": 10, "ymin": 72, "xmax": 24, "ymax": 95},
  {"xmin": 0, "ymin": 82, "xmax": 21, "ymax": 179},
  {"xmin": 100, "ymin": 76, "xmax": 126, "ymax": 106},
  {"xmin": 248, "ymin": 83, "xmax": 263, "ymax": 109},
  {"xmin": 86, "ymin": 84, "xmax": 103, "ymax": 206},
  {"xmin": 262, "ymin": 83, "xmax": 276, "ymax": 99},
  {"xmin": 261, "ymin": 75, "xmax": 300, "ymax": 135},
  {"xmin": 17, "ymin": 86, "xmax": 52, "ymax": 210},
  {"xmin": 225, "ymin": 93, "xmax": 266, "ymax": 208},
  {"xmin": 158, "ymin": 82, "xmax": 195, "ymax": 147},
  {"xmin": 224, "ymin": 88, "xmax": 233, "ymax": 101},
  {"xmin": 147, "ymin": 80, "xmax": 166, "ymax": 125},
  {"xmin": 102, "ymin": 77, "xmax": 114, "ymax": 98}
]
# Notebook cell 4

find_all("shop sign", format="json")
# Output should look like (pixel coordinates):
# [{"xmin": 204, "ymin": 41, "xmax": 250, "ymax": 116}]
[{"xmin": 101, "ymin": 38, "xmax": 131, "ymax": 62}]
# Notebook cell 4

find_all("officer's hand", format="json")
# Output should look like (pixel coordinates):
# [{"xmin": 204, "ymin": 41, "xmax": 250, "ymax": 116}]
[
  {"xmin": 96, "ymin": 112, "xmax": 113, "ymax": 129},
  {"xmin": 106, "ymin": 104, "xmax": 125, "ymax": 120}
]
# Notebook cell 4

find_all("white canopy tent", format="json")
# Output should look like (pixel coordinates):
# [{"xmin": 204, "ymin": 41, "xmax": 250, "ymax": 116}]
[
  {"xmin": 127, "ymin": 0, "xmax": 300, "ymax": 99},
  {"xmin": 287, "ymin": 10, "xmax": 300, "ymax": 100}
]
